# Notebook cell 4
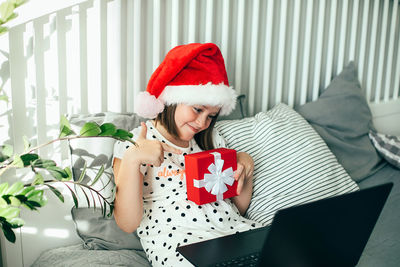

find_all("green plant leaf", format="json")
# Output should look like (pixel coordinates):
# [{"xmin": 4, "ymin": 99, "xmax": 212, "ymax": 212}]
[
  {"xmin": 0, "ymin": 197, "xmax": 7, "ymax": 208},
  {"xmin": 15, "ymin": 194, "xmax": 27, "ymax": 203},
  {"xmin": 47, "ymin": 169, "xmax": 63, "ymax": 180},
  {"xmin": 25, "ymin": 200, "xmax": 41, "ymax": 208},
  {"xmin": 59, "ymin": 125, "xmax": 75, "ymax": 138},
  {"xmin": 20, "ymin": 153, "xmax": 39, "ymax": 167},
  {"xmin": 47, "ymin": 166, "xmax": 69, "ymax": 181},
  {"xmin": 9, "ymin": 196, "xmax": 21, "ymax": 206},
  {"xmin": 113, "ymin": 129, "xmax": 133, "ymax": 141},
  {"xmin": 78, "ymin": 161, "xmax": 87, "ymax": 183},
  {"xmin": 6, "ymin": 181, "xmax": 23, "ymax": 195},
  {"xmin": 36, "ymin": 197, "xmax": 47, "ymax": 207},
  {"xmin": 60, "ymin": 114, "xmax": 72, "ymax": 128},
  {"xmin": 12, "ymin": 155, "xmax": 23, "ymax": 168},
  {"xmin": 1, "ymin": 220, "xmax": 16, "ymax": 243},
  {"xmin": 59, "ymin": 114, "xmax": 76, "ymax": 137},
  {"xmin": 107, "ymin": 204, "xmax": 114, "ymax": 217},
  {"xmin": 0, "ymin": 182, "xmax": 9, "ymax": 196},
  {"xmin": 0, "ymin": 26, "xmax": 8, "ymax": 35},
  {"xmin": 78, "ymin": 186, "xmax": 90, "ymax": 208},
  {"xmin": 0, "ymin": 1, "xmax": 15, "ymax": 23},
  {"xmin": 5, "ymin": 11, "xmax": 17, "ymax": 22},
  {"xmin": 20, "ymin": 186, "xmax": 35, "ymax": 196},
  {"xmin": 44, "ymin": 184, "xmax": 64, "ymax": 203},
  {"xmin": 89, "ymin": 189, "xmax": 96, "ymax": 210},
  {"xmin": 64, "ymin": 184, "xmax": 78, "ymax": 208},
  {"xmin": 99, "ymin": 123, "xmax": 117, "ymax": 136},
  {"xmin": 63, "ymin": 167, "xmax": 73, "ymax": 181},
  {"xmin": 111, "ymin": 187, "xmax": 116, "ymax": 202},
  {"xmin": 22, "ymin": 201, "xmax": 36, "ymax": 210},
  {"xmin": 0, "ymin": 206, "xmax": 20, "ymax": 220},
  {"xmin": 25, "ymin": 188, "xmax": 42, "ymax": 199},
  {"xmin": 90, "ymin": 165, "xmax": 104, "ymax": 186},
  {"xmin": 103, "ymin": 199, "xmax": 107, "ymax": 217},
  {"xmin": 9, "ymin": 217, "xmax": 24, "ymax": 228},
  {"xmin": 2, "ymin": 194, "xmax": 11, "ymax": 204},
  {"xmin": 22, "ymin": 136, "xmax": 30, "ymax": 151},
  {"xmin": 26, "ymin": 189, "xmax": 47, "ymax": 207},
  {"xmin": 0, "ymin": 94, "xmax": 8, "ymax": 101},
  {"xmin": 31, "ymin": 173, "xmax": 44, "ymax": 185},
  {"xmin": 80, "ymin": 122, "xmax": 101, "ymax": 136},
  {"xmin": 3, "ymin": 144, "xmax": 13, "ymax": 156},
  {"xmin": 12, "ymin": 0, "xmax": 28, "ymax": 8},
  {"xmin": 32, "ymin": 159, "xmax": 56, "ymax": 168},
  {"xmin": 0, "ymin": 144, "xmax": 13, "ymax": 163}
]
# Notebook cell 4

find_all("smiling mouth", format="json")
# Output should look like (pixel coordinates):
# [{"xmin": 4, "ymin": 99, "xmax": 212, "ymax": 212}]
[{"xmin": 188, "ymin": 124, "xmax": 200, "ymax": 133}]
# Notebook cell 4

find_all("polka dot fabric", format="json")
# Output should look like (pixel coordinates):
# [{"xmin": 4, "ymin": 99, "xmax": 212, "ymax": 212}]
[{"xmin": 113, "ymin": 121, "xmax": 263, "ymax": 267}]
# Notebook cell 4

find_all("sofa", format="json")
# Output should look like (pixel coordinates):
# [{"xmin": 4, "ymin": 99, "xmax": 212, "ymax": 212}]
[{"xmin": 31, "ymin": 63, "xmax": 400, "ymax": 266}]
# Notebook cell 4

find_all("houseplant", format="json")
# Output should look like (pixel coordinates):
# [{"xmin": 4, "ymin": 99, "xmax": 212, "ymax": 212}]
[
  {"xmin": 0, "ymin": 115, "xmax": 135, "ymax": 243},
  {"xmin": 0, "ymin": 0, "xmax": 134, "ymax": 243}
]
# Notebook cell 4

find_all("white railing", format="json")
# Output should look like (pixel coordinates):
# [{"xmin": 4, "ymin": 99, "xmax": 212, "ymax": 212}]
[{"xmin": 1, "ymin": 0, "xmax": 400, "ymax": 156}]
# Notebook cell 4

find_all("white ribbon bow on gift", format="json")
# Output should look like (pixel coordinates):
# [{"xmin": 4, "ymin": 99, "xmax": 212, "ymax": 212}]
[{"xmin": 193, "ymin": 152, "xmax": 235, "ymax": 201}]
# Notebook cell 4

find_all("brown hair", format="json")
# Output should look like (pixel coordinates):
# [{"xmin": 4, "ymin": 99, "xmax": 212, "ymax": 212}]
[{"xmin": 155, "ymin": 104, "xmax": 218, "ymax": 151}]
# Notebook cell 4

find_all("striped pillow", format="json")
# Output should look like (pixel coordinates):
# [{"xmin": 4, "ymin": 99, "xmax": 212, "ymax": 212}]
[
  {"xmin": 215, "ymin": 104, "xmax": 358, "ymax": 225},
  {"xmin": 369, "ymin": 130, "xmax": 400, "ymax": 169}
]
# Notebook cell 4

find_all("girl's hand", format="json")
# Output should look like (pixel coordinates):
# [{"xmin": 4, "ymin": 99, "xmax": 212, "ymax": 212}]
[
  {"xmin": 233, "ymin": 152, "xmax": 254, "ymax": 195},
  {"xmin": 124, "ymin": 122, "xmax": 182, "ymax": 167}
]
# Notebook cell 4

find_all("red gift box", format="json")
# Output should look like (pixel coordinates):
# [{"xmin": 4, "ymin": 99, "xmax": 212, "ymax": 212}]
[{"xmin": 184, "ymin": 148, "xmax": 238, "ymax": 205}]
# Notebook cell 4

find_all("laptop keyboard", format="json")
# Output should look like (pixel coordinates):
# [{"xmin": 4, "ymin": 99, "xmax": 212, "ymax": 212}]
[{"xmin": 212, "ymin": 252, "xmax": 260, "ymax": 267}]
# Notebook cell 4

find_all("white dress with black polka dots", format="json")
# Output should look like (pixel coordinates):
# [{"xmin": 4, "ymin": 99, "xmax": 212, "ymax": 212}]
[{"xmin": 113, "ymin": 120, "xmax": 263, "ymax": 267}]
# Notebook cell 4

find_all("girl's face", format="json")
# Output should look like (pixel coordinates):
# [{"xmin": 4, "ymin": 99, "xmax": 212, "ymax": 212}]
[{"xmin": 174, "ymin": 104, "xmax": 220, "ymax": 142}]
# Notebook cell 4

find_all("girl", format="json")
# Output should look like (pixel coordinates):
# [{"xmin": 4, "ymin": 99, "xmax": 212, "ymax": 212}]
[{"xmin": 113, "ymin": 43, "xmax": 263, "ymax": 267}]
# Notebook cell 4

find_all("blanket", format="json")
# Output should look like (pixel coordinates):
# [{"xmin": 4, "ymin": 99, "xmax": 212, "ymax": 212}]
[{"xmin": 32, "ymin": 244, "xmax": 150, "ymax": 267}]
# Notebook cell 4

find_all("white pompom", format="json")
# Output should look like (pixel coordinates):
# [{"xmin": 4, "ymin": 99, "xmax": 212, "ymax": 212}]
[{"xmin": 134, "ymin": 91, "xmax": 165, "ymax": 118}]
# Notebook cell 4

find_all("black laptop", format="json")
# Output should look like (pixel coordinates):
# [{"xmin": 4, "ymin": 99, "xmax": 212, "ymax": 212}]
[{"xmin": 177, "ymin": 183, "xmax": 393, "ymax": 267}]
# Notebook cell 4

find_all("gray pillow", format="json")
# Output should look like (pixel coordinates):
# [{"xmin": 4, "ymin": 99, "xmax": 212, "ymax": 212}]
[
  {"xmin": 217, "ymin": 94, "xmax": 248, "ymax": 120},
  {"xmin": 71, "ymin": 207, "xmax": 143, "ymax": 250},
  {"xmin": 295, "ymin": 62, "xmax": 385, "ymax": 182},
  {"xmin": 67, "ymin": 112, "xmax": 145, "ymax": 250}
]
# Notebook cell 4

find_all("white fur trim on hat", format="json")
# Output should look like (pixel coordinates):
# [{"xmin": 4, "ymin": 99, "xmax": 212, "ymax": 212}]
[
  {"xmin": 134, "ymin": 91, "xmax": 165, "ymax": 118},
  {"xmin": 159, "ymin": 82, "xmax": 237, "ymax": 116}
]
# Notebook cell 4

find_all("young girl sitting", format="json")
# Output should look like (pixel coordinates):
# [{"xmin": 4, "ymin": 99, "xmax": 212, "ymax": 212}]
[{"xmin": 112, "ymin": 43, "xmax": 263, "ymax": 267}]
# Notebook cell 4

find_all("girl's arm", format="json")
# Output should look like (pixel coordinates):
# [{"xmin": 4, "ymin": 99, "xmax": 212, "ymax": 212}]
[
  {"xmin": 113, "ymin": 156, "xmax": 144, "ymax": 233},
  {"xmin": 231, "ymin": 152, "xmax": 254, "ymax": 215},
  {"xmin": 113, "ymin": 122, "xmax": 182, "ymax": 233}
]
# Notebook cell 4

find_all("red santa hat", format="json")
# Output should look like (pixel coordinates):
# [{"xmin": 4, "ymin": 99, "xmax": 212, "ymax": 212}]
[{"xmin": 134, "ymin": 43, "xmax": 237, "ymax": 118}]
